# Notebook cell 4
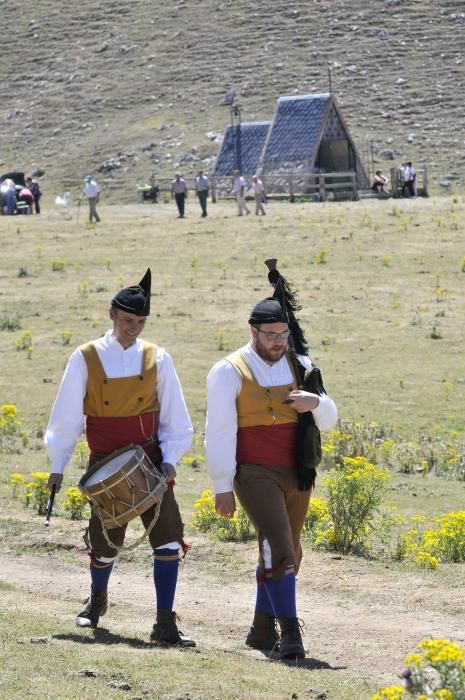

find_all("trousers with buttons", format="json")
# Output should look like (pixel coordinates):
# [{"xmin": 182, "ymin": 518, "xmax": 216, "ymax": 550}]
[{"xmin": 233, "ymin": 463, "xmax": 310, "ymax": 579}]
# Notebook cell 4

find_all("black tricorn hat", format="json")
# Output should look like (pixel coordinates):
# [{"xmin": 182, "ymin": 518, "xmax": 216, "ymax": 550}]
[
  {"xmin": 248, "ymin": 297, "xmax": 287, "ymax": 325},
  {"xmin": 111, "ymin": 268, "xmax": 151, "ymax": 316}
]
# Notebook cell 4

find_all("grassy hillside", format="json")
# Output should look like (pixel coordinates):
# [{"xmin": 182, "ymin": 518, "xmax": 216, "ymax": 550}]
[{"xmin": 1, "ymin": 0, "xmax": 464, "ymax": 201}]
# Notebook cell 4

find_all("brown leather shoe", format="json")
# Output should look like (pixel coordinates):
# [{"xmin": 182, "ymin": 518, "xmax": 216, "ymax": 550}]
[
  {"xmin": 278, "ymin": 618, "xmax": 305, "ymax": 659},
  {"xmin": 150, "ymin": 609, "xmax": 196, "ymax": 647},
  {"xmin": 245, "ymin": 611, "xmax": 279, "ymax": 651},
  {"xmin": 76, "ymin": 589, "xmax": 108, "ymax": 628}
]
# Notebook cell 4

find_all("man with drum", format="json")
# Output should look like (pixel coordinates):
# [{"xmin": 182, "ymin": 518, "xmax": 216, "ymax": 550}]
[
  {"xmin": 45, "ymin": 269, "xmax": 195, "ymax": 647},
  {"xmin": 205, "ymin": 264, "xmax": 337, "ymax": 660}
]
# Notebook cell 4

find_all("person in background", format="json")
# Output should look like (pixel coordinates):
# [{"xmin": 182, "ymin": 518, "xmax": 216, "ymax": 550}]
[
  {"xmin": 171, "ymin": 172, "xmax": 188, "ymax": 218},
  {"xmin": 1, "ymin": 179, "xmax": 17, "ymax": 215},
  {"xmin": 402, "ymin": 162, "xmax": 416, "ymax": 198},
  {"xmin": 26, "ymin": 176, "xmax": 42, "ymax": 214},
  {"xmin": 371, "ymin": 170, "xmax": 389, "ymax": 194},
  {"xmin": 45, "ymin": 269, "xmax": 195, "ymax": 647},
  {"xmin": 195, "ymin": 170, "xmax": 209, "ymax": 218},
  {"xmin": 252, "ymin": 175, "xmax": 266, "ymax": 215},
  {"xmin": 232, "ymin": 170, "xmax": 250, "ymax": 216},
  {"xmin": 18, "ymin": 185, "xmax": 34, "ymax": 214},
  {"xmin": 81, "ymin": 175, "xmax": 101, "ymax": 223}
]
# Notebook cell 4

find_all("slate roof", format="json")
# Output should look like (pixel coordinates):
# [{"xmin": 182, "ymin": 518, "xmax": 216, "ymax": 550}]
[
  {"xmin": 213, "ymin": 93, "xmax": 368, "ymax": 187},
  {"xmin": 259, "ymin": 94, "xmax": 332, "ymax": 172},
  {"xmin": 213, "ymin": 121, "xmax": 271, "ymax": 177}
]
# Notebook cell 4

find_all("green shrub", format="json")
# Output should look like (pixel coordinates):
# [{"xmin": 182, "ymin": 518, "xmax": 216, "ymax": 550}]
[
  {"xmin": 0, "ymin": 312, "xmax": 21, "ymax": 331},
  {"xmin": 191, "ymin": 489, "xmax": 218, "ymax": 532},
  {"xmin": 215, "ymin": 507, "xmax": 255, "ymax": 542},
  {"xmin": 62, "ymin": 487, "xmax": 89, "ymax": 520},
  {"xmin": 15, "ymin": 330, "xmax": 32, "ymax": 352},
  {"xmin": 27, "ymin": 472, "xmax": 50, "ymax": 515},
  {"xmin": 372, "ymin": 638, "xmax": 465, "ymax": 699},
  {"xmin": 9, "ymin": 472, "xmax": 26, "ymax": 498},
  {"xmin": 322, "ymin": 420, "xmax": 465, "ymax": 481},
  {"xmin": 0, "ymin": 405, "xmax": 28, "ymax": 454},
  {"xmin": 397, "ymin": 511, "xmax": 465, "ymax": 568},
  {"xmin": 322, "ymin": 420, "xmax": 393, "ymax": 468},
  {"xmin": 74, "ymin": 439, "xmax": 90, "ymax": 468},
  {"xmin": 61, "ymin": 329, "xmax": 73, "ymax": 345},
  {"xmin": 191, "ymin": 489, "xmax": 255, "ymax": 542},
  {"xmin": 323, "ymin": 456, "xmax": 390, "ymax": 554},
  {"xmin": 302, "ymin": 497, "xmax": 332, "ymax": 546},
  {"xmin": 51, "ymin": 259, "xmax": 66, "ymax": 271}
]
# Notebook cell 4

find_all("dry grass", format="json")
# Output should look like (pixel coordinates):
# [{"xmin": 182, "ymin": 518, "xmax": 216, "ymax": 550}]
[
  {"xmin": 1, "ymin": 195, "xmax": 465, "ymax": 699},
  {"xmin": 1, "ymin": 196, "xmax": 464, "ymax": 456}
]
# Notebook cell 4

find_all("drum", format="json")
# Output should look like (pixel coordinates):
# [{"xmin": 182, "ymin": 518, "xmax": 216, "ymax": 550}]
[{"xmin": 78, "ymin": 444, "xmax": 166, "ymax": 529}]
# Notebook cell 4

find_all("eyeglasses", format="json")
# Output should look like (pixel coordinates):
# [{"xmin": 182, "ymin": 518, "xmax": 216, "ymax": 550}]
[{"xmin": 255, "ymin": 328, "xmax": 291, "ymax": 341}]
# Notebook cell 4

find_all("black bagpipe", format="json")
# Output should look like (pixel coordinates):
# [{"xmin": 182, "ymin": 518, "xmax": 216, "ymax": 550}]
[{"xmin": 264, "ymin": 259, "xmax": 326, "ymax": 491}]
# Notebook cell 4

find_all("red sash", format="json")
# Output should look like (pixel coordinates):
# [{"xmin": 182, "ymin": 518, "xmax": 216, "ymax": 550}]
[
  {"xmin": 236, "ymin": 422, "xmax": 297, "ymax": 468},
  {"xmin": 86, "ymin": 411, "xmax": 159, "ymax": 454}
]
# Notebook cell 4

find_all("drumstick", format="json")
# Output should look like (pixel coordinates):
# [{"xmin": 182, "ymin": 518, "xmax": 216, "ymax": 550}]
[{"xmin": 44, "ymin": 484, "xmax": 57, "ymax": 527}]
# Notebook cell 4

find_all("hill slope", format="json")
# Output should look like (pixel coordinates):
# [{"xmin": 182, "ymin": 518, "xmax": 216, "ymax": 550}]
[{"xmin": 1, "ymin": 0, "xmax": 464, "ymax": 200}]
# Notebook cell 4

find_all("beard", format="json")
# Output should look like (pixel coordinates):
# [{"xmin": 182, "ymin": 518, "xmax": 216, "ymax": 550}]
[{"xmin": 254, "ymin": 336, "xmax": 288, "ymax": 363}]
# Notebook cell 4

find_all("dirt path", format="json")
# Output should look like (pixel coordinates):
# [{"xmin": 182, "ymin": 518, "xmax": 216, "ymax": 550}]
[{"xmin": 2, "ymin": 541, "xmax": 465, "ymax": 690}]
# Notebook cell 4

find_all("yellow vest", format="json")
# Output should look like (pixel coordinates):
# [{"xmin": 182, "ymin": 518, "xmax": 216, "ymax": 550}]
[
  {"xmin": 80, "ymin": 341, "xmax": 159, "ymax": 417},
  {"xmin": 226, "ymin": 350, "xmax": 298, "ymax": 427}
]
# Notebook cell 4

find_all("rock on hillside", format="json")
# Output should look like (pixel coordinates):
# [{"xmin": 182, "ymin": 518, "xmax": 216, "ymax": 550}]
[{"xmin": 0, "ymin": 0, "xmax": 464, "ymax": 201}]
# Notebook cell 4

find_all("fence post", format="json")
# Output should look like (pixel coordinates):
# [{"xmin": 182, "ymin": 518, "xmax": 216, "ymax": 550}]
[
  {"xmin": 319, "ymin": 175, "xmax": 326, "ymax": 202},
  {"xmin": 422, "ymin": 166, "xmax": 428, "ymax": 197},
  {"xmin": 211, "ymin": 176, "xmax": 217, "ymax": 203},
  {"xmin": 289, "ymin": 174, "xmax": 294, "ymax": 202},
  {"xmin": 390, "ymin": 167, "xmax": 397, "ymax": 195},
  {"xmin": 351, "ymin": 173, "xmax": 359, "ymax": 201}
]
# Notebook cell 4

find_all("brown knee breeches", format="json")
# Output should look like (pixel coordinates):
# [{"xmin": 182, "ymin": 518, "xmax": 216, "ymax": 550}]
[
  {"xmin": 86, "ymin": 483, "xmax": 184, "ymax": 558},
  {"xmin": 233, "ymin": 463, "xmax": 311, "ymax": 580},
  {"xmin": 84, "ymin": 447, "xmax": 184, "ymax": 559}
]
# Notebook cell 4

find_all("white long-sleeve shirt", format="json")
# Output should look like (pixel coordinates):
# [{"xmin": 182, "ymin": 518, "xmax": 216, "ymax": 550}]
[
  {"xmin": 205, "ymin": 342, "xmax": 338, "ymax": 494},
  {"xmin": 44, "ymin": 330, "xmax": 193, "ymax": 474},
  {"xmin": 232, "ymin": 176, "xmax": 246, "ymax": 193},
  {"xmin": 83, "ymin": 180, "xmax": 101, "ymax": 198},
  {"xmin": 252, "ymin": 179, "xmax": 265, "ymax": 195}
]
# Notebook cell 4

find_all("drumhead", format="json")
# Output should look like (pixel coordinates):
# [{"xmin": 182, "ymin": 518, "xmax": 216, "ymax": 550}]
[{"xmin": 84, "ymin": 447, "xmax": 139, "ymax": 486}]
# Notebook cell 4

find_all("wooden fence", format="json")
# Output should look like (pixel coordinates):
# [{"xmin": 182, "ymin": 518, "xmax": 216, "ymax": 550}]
[{"xmin": 147, "ymin": 172, "xmax": 360, "ymax": 203}]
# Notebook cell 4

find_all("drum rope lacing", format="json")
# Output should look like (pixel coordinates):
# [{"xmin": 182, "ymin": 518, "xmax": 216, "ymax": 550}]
[{"xmin": 92, "ymin": 453, "xmax": 168, "ymax": 553}]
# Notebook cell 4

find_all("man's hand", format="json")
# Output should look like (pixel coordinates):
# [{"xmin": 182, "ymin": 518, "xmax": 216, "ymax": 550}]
[
  {"xmin": 160, "ymin": 462, "xmax": 176, "ymax": 482},
  {"xmin": 47, "ymin": 473, "xmax": 63, "ymax": 493},
  {"xmin": 215, "ymin": 491, "xmax": 236, "ymax": 518},
  {"xmin": 285, "ymin": 390, "xmax": 320, "ymax": 413}
]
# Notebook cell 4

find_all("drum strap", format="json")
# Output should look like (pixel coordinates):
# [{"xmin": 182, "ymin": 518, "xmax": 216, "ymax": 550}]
[{"xmin": 139, "ymin": 413, "xmax": 156, "ymax": 442}]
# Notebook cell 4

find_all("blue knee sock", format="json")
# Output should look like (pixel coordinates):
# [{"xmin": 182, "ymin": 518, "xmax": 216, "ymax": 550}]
[
  {"xmin": 264, "ymin": 571, "xmax": 297, "ymax": 619},
  {"xmin": 90, "ymin": 561, "xmax": 113, "ymax": 592},
  {"xmin": 153, "ymin": 547, "xmax": 179, "ymax": 611},
  {"xmin": 255, "ymin": 566, "xmax": 275, "ymax": 616}
]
